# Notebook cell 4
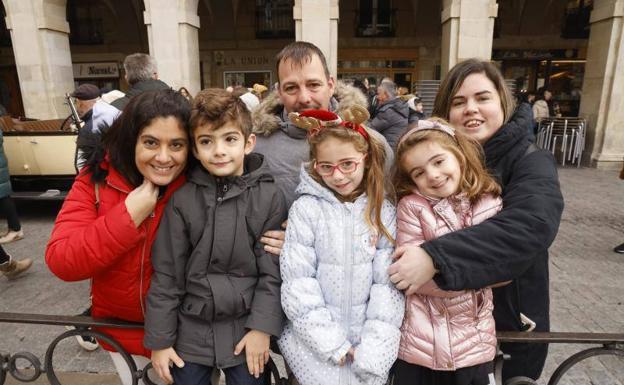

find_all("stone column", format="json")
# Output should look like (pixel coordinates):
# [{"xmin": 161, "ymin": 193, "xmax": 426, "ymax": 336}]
[
  {"xmin": 2, "ymin": 0, "xmax": 74, "ymax": 119},
  {"xmin": 579, "ymin": 0, "xmax": 624, "ymax": 169},
  {"xmin": 143, "ymin": 0, "xmax": 201, "ymax": 95},
  {"xmin": 440, "ymin": 0, "xmax": 498, "ymax": 76},
  {"xmin": 293, "ymin": 0, "xmax": 339, "ymax": 78}
]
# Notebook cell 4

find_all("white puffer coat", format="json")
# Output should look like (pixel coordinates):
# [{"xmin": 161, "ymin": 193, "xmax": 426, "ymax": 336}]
[{"xmin": 278, "ymin": 166, "xmax": 405, "ymax": 385}]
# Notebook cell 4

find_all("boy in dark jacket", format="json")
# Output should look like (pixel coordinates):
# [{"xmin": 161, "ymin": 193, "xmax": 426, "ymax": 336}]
[{"xmin": 144, "ymin": 88, "xmax": 288, "ymax": 385}]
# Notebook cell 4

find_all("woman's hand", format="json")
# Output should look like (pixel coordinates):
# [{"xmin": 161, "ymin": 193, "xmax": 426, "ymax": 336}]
[
  {"xmin": 260, "ymin": 220, "xmax": 287, "ymax": 256},
  {"xmin": 234, "ymin": 329, "xmax": 270, "ymax": 378},
  {"xmin": 151, "ymin": 347, "xmax": 184, "ymax": 384},
  {"xmin": 125, "ymin": 179, "xmax": 158, "ymax": 227},
  {"xmin": 388, "ymin": 245, "xmax": 436, "ymax": 295}
]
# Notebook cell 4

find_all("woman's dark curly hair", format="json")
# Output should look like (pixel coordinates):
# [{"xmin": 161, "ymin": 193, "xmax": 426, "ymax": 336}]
[{"xmin": 85, "ymin": 89, "xmax": 192, "ymax": 186}]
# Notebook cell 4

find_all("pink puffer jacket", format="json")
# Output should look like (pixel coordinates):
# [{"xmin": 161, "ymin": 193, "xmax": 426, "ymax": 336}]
[{"xmin": 396, "ymin": 192, "xmax": 502, "ymax": 371}]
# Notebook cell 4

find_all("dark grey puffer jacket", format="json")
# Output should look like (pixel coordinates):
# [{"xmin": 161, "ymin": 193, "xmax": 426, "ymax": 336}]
[
  {"xmin": 368, "ymin": 97, "xmax": 409, "ymax": 151},
  {"xmin": 144, "ymin": 153, "xmax": 288, "ymax": 369}
]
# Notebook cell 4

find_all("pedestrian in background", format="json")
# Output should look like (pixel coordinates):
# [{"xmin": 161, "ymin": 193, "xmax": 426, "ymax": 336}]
[
  {"xmin": 533, "ymin": 87, "xmax": 552, "ymax": 122},
  {"xmin": 368, "ymin": 79, "xmax": 409, "ymax": 150},
  {"xmin": 111, "ymin": 53, "xmax": 171, "ymax": 111},
  {"xmin": 0, "ymin": 244, "xmax": 31, "ymax": 279},
  {"xmin": 178, "ymin": 87, "xmax": 193, "ymax": 104},
  {"xmin": 0, "ymin": 124, "xmax": 23, "ymax": 244}
]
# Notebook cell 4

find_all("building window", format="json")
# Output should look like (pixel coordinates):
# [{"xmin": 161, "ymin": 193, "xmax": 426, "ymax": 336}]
[
  {"xmin": 357, "ymin": 0, "xmax": 395, "ymax": 37},
  {"xmin": 224, "ymin": 71, "xmax": 272, "ymax": 89},
  {"xmin": 0, "ymin": 7, "xmax": 11, "ymax": 47},
  {"xmin": 255, "ymin": 0, "xmax": 295, "ymax": 39},
  {"xmin": 561, "ymin": 0, "xmax": 592, "ymax": 39},
  {"xmin": 67, "ymin": 0, "xmax": 104, "ymax": 45}
]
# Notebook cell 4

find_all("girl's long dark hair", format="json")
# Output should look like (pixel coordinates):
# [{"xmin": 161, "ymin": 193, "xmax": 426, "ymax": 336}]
[{"xmin": 84, "ymin": 89, "xmax": 191, "ymax": 186}]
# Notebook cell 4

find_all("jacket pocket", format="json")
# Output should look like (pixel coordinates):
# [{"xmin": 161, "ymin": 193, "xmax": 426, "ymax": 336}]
[
  {"xmin": 208, "ymin": 275, "xmax": 256, "ymax": 321},
  {"xmin": 180, "ymin": 295, "xmax": 214, "ymax": 321}
]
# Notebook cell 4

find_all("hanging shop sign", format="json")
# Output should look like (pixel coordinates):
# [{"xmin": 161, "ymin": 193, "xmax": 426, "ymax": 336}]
[
  {"xmin": 492, "ymin": 49, "xmax": 579, "ymax": 60},
  {"xmin": 214, "ymin": 51, "xmax": 271, "ymax": 67},
  {"xmin": 73, "ymin": 62, "xmax": 119, "ymax": 79}
]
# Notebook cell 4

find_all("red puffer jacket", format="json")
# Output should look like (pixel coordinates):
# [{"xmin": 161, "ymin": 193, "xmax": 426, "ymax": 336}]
[
  {"xmin": 396, "ymin": 192, "xmax": 502, "ymax": 371},
  {"xmin": 46, "ymin": 160, "xmax": 186, "ymax": 356}
]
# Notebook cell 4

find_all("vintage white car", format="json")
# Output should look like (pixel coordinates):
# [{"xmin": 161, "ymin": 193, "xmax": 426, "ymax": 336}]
[{"xmin": 1, "ymin": 116, "xmax": 77, "ymax": 200}]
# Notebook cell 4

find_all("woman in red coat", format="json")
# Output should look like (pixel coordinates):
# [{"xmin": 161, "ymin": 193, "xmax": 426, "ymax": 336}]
[{"xmin": 46, "ymin": 89, "xmax": 191, "ymax": 385}]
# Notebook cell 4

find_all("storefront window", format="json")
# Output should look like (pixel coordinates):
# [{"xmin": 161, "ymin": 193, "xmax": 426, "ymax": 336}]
[
  {"xmin": 540, "ymin": 60, "xmax": 585, "ymax": 116},
  {"xmin": 224, "ymin": 71, "xmax": 272, "ymax": 89}
]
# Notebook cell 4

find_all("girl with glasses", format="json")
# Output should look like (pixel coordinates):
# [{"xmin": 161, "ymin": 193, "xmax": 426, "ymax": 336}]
[{"xmin": 278, "ymin": 108, "xmax": 404, "ymax": 385}]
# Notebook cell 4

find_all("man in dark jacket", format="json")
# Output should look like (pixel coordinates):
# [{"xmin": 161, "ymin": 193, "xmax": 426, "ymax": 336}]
[
  {"xmin": 252, "ymin": 41, "xmax": 393, "ymax": 210},
  {"xmin": 368, "ymin": 80, "xmax": 409, "ymax": 150},
  {"xmin": 144, "ymin": 89, "xmax": 287, "ymax": 385},
  {"xmin": 111, "ymin": 53, "xmax": 170, "ymax": 111},
  {"xmin": 71, "ymin": 84, "xmax": 120, "ymax": 169}
]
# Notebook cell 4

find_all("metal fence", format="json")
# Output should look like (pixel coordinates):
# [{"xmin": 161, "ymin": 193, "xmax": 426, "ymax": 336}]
[{"xmin": 1, "ymin": 312, "xmax": 623, "ymax": 385}]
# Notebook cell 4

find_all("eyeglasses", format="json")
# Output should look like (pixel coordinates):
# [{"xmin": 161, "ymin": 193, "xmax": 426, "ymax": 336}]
[{"xmin": 313, "ymin": 155, "xmax": 366, "ymax": 176}]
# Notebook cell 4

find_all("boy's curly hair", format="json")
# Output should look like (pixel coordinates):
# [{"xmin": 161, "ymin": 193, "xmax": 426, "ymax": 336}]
[{"xmin": 190, "ymin": 88, "xmax": 251, "ymax": 137}]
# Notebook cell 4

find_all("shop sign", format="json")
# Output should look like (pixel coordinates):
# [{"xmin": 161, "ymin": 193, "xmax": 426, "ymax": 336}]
[
  {"xmin": 73, "ymin": 62, "xmax": 119, "ymax": 79},
  {"xmin": 214, "ymin": 51, "xmax": 271, "ymax": 67},
  {"xmin": 492, "ymin": 49, "xmax": 578, "ymax": 60}
]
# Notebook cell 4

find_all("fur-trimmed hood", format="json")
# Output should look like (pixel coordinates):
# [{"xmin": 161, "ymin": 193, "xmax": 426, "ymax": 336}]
[{"xmin": 251, "ymin": 81, "xmax": 368, "ymax": 136}]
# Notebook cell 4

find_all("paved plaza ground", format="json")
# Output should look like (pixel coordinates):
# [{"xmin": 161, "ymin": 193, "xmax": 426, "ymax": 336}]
[{"xmin": 1, "ymin": 166, "xmax": 623, "ymax": 385}]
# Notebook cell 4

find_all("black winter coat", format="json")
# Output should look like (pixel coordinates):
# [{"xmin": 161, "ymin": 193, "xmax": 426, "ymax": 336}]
[
  {"xmin": 111, "ymin": 79, "xmax": 171, "ymax": 111},
  {"xmin": 422, "ymin": 103, "xmax": 564, "ymax": 333},
  {"xmin": 144, "ymin": 153, "xmax": 288, "ymax": 368},
  {"xmin": 368, "ymin": 97, "xmax": 409, "ymax": 150}
]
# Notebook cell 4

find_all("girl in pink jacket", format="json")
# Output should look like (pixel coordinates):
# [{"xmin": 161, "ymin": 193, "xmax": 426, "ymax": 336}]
[{"xmin": 392, "ymin": 119, "xmax": 503, "ymax": 385}]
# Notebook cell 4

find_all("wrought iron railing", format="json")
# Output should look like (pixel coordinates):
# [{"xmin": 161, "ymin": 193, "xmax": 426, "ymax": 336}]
[
  {"xmin": 0, "ymin": 312, "xmax": 285, "ymax": 385},
  {"xmin": 1, "ymin": 312, "xmax": 623, "ymax": 385},
  {"xmin": 495, "ymin": 331, "xmax": 624, "ymax": 385}
]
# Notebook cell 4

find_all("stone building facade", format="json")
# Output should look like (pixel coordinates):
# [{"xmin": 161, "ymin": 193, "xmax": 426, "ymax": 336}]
[{"xmin": 0, "ymin": 0, "xmax": 621, "ymax": 168}]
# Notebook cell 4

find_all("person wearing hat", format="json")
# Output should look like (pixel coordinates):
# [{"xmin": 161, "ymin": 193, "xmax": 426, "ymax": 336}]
[
  {"xmin": 407, "ymin": 95, "xmax": 425, "ymax": 124},
  {"xmin": 71, "ymin": 83, "xmax": 120, "ymax": 169}
]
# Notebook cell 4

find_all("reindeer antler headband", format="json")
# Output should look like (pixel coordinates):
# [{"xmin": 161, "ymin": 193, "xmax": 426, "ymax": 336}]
[{"xmin": 288, "ymin": 105, "xmax": 370, "ymax": 140}]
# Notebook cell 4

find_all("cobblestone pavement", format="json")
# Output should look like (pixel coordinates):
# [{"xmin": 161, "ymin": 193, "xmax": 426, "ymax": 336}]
[{"xmin": 1, "ymin": 166, "xmax": 623, "ymax": 385}]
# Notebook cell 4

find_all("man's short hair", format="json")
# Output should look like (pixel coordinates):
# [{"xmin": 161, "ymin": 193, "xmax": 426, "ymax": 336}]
[
  {"xmin": 275, "ymin": 41, "xmax": 330, "ymax": 83},
  {"xmin": 123, "ymin": 53, "xmax": 157, "ymax": 85},
  {"xmin": 190, "ymin": 88, "xmax": 252, "ymax": 139},
  {"xmin": 379, "ymin": 80, "xmax": 397, "ymax": 98}
]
